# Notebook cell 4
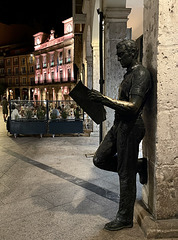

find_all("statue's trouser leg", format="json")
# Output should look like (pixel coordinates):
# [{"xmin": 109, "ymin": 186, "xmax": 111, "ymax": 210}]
[
  {"xmin": 93, "ymin": 125, "xmax": 118, "ymax": 172},
  {"xmin": 116, "ymin": 175, "xmax": 136, "ymax": 224},
  {"xmin": 93, "ymin": 120, "xmax": 145, "ymax": 230},
  {"xmin": 116, "ymin": 119, "xmax": 145, "ymax": 226}
]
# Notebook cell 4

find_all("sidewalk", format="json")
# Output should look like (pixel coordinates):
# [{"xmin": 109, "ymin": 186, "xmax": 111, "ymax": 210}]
[{"xmin": 0, "ymin": 107, "xmax": 174, "ymax": 240}]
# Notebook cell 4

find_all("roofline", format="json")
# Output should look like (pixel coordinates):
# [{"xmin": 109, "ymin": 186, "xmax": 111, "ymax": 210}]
[{"xmin": 62, "ymin": 17, "xmax": 73, "ymax": 24}]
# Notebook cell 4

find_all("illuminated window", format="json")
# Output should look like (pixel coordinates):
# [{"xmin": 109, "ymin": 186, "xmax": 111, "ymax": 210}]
[
  {"xmin": 29, "ymin": 55, "xmax": 34, "ymax": 64},
  {"xmin": 38, "ymin": 74, "xmax": 40, "ymax": 83},
  {"xmin": 59, "ymin": 52, "xmax": 63, "ymax": 65},
  {"xmin": 36, "ymin": 58, "xmax": 40, "ymax": 69},
  {"xmin": 43, "ymin": 55, "xmax": 47, "ymax": 67},
  {"xmin": 68, "ymin": 68, "xmax": 71, "ymax": 81},
  {"xmin": 51, "ymin": 54, "xmax": 54, "ymax": 66},
  {"xmin": 44, "ymin": 73, "xmax": 47, "ymax": 83},
  {"xmin": 67, "ymin": 24, "xmax": 72, "ymax": 33},
  {"xmin": 36, "ymin": 38, "xmax": 40, "ymax": 45},
  {"xmin": 52, "ymin": 72, "xmax": 54, "ymax": 81},
  {"xmin": 66, "ymin": 49, "xmax": 71, "ymax": 63},
  {"xmin": 60, "ymin": 70, "xmax": 63, "ymax": 81}
]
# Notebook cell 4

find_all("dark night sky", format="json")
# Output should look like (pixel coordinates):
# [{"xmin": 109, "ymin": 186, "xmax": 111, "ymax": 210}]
[{"xmin": 0, "ymin": 1, "xmax": 72, "ymax": 46}]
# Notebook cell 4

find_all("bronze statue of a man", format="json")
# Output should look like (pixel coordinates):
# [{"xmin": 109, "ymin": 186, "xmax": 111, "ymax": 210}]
[{"xmin": 89, "ymin": 39, "xmax": 152, "ymax": 231}]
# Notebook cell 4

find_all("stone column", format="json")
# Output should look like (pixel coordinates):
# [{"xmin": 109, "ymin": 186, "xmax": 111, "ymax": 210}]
[
  {"xmin": 40, "ymin": 89, "xmax": 43, "ymax": 101},
  {"xmin": 86, "ymin": 56, "xmax": 93, "ymax": 89},
  {"xmin": 6, "ymin": 89, "xmax": 9, "ymax": 100},
  {"xmin": 41, "ymin": 89, "xmax": 46, "ymax": 101},
  {"xmin": 92, "ymin": 43, "xmax": 100, "ymax": 91},
  {"xmin": 135, "ymin": 0, "xmax": 178, "ymax": 238},
  {"xmin": 103, "ymin": 7, "xmax": 131, "ymax": 136},
  {"xmin": 28, "ymin": 87, "xmax": 31, "ymax": 100},
  {"xmin": 92, "ymin": 43, "xmax": 100, "ymax": 133}
]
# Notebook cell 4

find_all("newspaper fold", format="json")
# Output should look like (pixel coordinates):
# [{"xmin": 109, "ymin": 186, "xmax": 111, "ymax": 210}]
[{"xmin": 69, "ymin": 81, "xmax": 106, "ymax": 124}]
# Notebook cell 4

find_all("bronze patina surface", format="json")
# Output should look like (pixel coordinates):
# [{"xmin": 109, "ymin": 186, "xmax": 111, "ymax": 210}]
[{"xmin": 88, "ymin": 40, "xmax": 152, "ymax": 231}]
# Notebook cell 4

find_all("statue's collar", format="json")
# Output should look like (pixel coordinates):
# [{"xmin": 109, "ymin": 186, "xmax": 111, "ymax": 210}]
[{"xmin": 127, "ymin": 63, "xmax": 140, "ymax": 73}]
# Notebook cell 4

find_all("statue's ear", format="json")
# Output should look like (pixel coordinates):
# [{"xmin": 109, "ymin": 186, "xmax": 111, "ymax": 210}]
[
  {"xmin": 131, "ymin": 49, "xmax": 138, "ymax": 59},
  {"xmin": 131, "ymin": 49, "xmax": 135, "ymax": 57}
]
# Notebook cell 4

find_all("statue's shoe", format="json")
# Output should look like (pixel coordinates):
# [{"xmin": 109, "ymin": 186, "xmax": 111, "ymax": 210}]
[{"xmin": 104, "ymin": 219, "xmax": 133, "ymax": 231}]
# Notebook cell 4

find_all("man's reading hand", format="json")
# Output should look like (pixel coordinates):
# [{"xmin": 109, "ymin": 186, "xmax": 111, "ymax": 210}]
[{"xmin": 88, "ymin": 89, "xmax": 104, "ymax": 103}]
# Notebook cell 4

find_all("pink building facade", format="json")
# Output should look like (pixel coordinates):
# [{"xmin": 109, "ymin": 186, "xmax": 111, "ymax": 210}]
[{"xmin": 33, "ymin": 17, "xmax": 76, "ymax": 101}]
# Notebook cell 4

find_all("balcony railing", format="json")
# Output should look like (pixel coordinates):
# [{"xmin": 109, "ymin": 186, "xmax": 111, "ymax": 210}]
[
  {"xmin": 35, "ymin": 59, "xmax": 73, "ymax": 70},
  {"xmin": 36, "ymin": 65, "xmax": 40, "ymax": 70},
  {"xmin": 65, "ymin": 58, "xmax": 72, "ymax": 64},
  {"xmin": 34, "ymin": 78, "xmax": 76, "ymax": 85}
]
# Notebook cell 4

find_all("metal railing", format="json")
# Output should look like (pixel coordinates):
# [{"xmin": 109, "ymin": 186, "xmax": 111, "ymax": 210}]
[
  {"xmin": 9, "ymin": 100, "xmax": 84, "ymax": 121},
  {"xmin": 9, "ymin": 100, "xmax": 93, "ymax": 131}
]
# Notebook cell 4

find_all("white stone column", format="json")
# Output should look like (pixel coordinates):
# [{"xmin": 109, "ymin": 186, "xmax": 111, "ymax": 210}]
[
  {"xmin": 91, "ymin": 43, "xmax": 100, "ymax": 133},
  {"xmin": 86, "ymin": 56, "xmax": 93, "ymax": 89},
  {"xmin": 41, "ymin": 89, "xmax": 46, "ymax": 101},
  {"xmin": 103, "ymin": 7, "xmax": 131, "ymax": 136},
  {"xmin": 135, "ymin": 0, "xmax": 178, "ymax": 238},
  {"xmin": 92, "ymin": 43, "xmax": 100, "ymax": 91},
  {"xmin": 6, "ymin": 88, "xmax": 9, "ymax": 100}
]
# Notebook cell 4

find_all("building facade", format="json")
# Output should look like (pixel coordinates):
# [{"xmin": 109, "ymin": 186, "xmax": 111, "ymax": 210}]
[
  {"xmin": 0, "ymin": 44, "xmax": 35, "ymax": 100},
  {"xmin": 5, "ymin": 53, "xmax": 35, "ymax": 100},
  {"xmin": 33, "ymin": 17, "xmax": 76, "ymax": 101},
  {"xmin": 0, "ymin": 55, "xmax": 5, "ymax": 80}
]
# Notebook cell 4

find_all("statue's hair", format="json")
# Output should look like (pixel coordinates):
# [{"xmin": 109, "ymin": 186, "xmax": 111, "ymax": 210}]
[{"xmin": 116, "ymin": 40, "xmax": 139, "ymax": 59}]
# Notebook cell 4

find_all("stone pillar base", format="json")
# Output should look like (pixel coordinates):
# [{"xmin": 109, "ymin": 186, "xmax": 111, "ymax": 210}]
[{"xmin": 135, "ymin": 201, "xmax": 178, "ymax": 239}]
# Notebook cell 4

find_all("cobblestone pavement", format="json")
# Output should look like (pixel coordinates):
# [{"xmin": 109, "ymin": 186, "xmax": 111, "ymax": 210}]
[{"xmin": 0, "ymin": 107, "xmax": 175, "ymax": 240}]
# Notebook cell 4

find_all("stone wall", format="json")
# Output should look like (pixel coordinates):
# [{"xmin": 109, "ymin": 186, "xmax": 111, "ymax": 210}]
[
  {"xmin": 142, "ymin": 0, "xmax": 159, "ymax": 217},
  {"xmin": 143, "ymin": 0, "xmax": 178, "ymax": 220},
  {"xmin": 156, "ymin": 0, "xmax": 178, "ymax": 219}
]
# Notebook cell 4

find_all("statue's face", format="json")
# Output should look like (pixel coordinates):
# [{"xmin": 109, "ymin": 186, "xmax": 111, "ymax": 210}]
[{"xmin": 116, "ymin": 45, "xmax": 133, "ymax": 68}]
